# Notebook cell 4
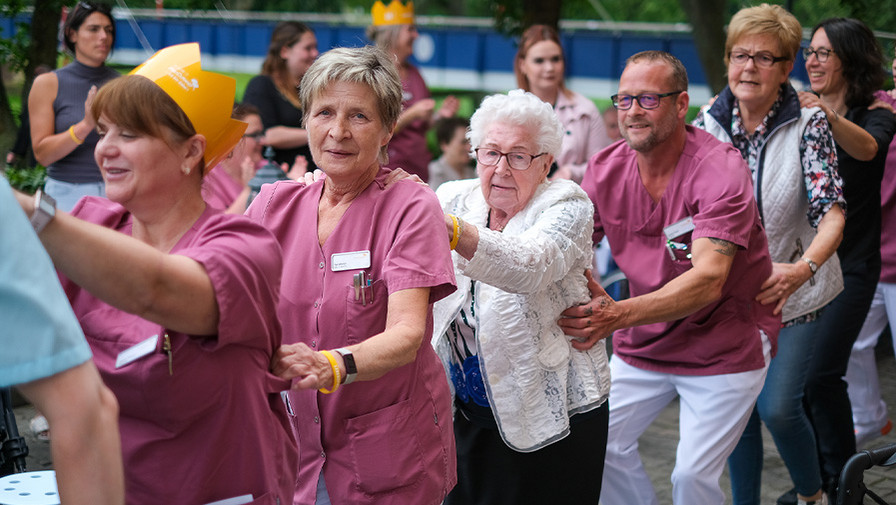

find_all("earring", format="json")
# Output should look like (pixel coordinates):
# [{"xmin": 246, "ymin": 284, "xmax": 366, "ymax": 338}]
[{"xmin": 181, "ymin": 163, "xmax": 191, "ymax": 175}]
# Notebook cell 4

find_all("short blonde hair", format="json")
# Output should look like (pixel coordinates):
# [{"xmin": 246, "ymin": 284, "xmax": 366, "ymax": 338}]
[
  {"xmin": 725, "ymin": 4, "xmax": 802, "ymax": 65},
  {"xmin": 299, "ymin": 46, "xmax": 402, "ymax": 163}
]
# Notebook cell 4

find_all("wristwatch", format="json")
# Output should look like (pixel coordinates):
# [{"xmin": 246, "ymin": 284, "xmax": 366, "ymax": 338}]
[
  {"xmin": 334, "ymin": 348, "xmax": 357, "ymax": 384},
  {"xmin": 30, "ymin": 189, "xmax": 56, "ymax": 234},
  {"xmin": 801, "ymin": 257, "xmax": 818, "ymax": 276}
]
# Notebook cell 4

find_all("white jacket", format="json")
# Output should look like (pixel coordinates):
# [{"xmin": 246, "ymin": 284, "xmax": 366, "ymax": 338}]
[{"xmin": 433, "ymin": 178, "xmax": 611, "ymax": 452}]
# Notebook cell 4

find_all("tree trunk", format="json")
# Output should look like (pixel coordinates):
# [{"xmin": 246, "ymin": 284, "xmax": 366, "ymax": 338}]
[
  {"xmin": 678, "ymin": 0, "xmax": 726, "ymax": 95},
  {"xmin": 521, "ymin": 0, "xmax": 561, "ymax": 29},
  {"xmin": 23, "ymin": 0, "xmax": 64, "ymax": 106}
]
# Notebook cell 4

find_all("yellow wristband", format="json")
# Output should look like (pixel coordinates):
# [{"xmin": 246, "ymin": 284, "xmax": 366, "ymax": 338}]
[
  {"xmin": 68, "ymin": 125, "xmax": 84, "ymax": 145},
  {"xmin": 448, "ymin": 214, "xmax": 460, "ymax": 250},
  {"xmin": 318, "ymin": 350, "xmax": 341, "ymax": 394}
]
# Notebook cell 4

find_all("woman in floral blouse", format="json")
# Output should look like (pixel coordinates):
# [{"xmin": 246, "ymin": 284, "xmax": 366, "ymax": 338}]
[{"xmin": 693, "ymin": 5, "xmax": 846, "ymax": 505}]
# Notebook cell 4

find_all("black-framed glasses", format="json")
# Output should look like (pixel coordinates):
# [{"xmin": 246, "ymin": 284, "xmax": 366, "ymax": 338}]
[
  {"xmin": 611, "ymin": 91, "xmax": 683, "ymax": 111},
  {"xmin": 803, "ymin": 47, "xmax": 835, "ymax": 63},
  {"xmin": 474, "ymin": 148, "xmax": 546, "ymax": 170},
  {"xmin": 729, "ymin": 51, "xmax": 788, "ymax": 68}
]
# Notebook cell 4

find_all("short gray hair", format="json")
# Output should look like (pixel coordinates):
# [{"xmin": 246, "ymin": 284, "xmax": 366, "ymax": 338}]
[
  {"xmin": 299, "ymin": 46, "xmax": 402, "ymax": 162},
  {"xmin": 468, "ymin": 89, "xmax": 564, "ymax": 158},
  {"xmin": 365, "ymin": 24, "xmax": 403, "ymax": 53}
]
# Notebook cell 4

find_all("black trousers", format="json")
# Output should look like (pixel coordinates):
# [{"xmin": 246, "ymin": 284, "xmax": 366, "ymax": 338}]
[
  {"xmin": 805, "ymin": 262, "xmax": 880, "ymax": 484},
  {"xmin": 445, "ymin": 401, "xmax": 609, "ymax": 505}
]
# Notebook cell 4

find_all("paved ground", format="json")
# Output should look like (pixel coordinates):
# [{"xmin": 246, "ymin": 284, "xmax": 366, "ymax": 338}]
[{"xmin": 9, "ymin": 344, "xmax": 896, "ymax": 504}]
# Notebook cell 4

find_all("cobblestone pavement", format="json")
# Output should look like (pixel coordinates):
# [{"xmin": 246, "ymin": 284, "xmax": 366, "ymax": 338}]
[{"xmin": 10, "ymin": 348, "xmax": 896, "ymax": 504}]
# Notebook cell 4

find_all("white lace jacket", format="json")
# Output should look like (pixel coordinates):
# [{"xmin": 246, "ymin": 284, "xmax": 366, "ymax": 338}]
[{"xmin": 433, "ymin": 178, "xmax": 611, "ymax": 452}]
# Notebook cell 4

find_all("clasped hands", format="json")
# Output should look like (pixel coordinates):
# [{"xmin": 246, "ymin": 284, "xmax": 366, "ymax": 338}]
[
  {"xmin": 559, "ymin": 270, "xmax": 622, "ymax": 351},
  {"xmin": 271, "ymin": 343, "xmax": 341, "ymax": 391}
]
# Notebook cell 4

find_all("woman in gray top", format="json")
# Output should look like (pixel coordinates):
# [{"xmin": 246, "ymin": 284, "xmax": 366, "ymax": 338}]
[{"xmin": 28, "ymin": 1, "xmax": 119, "ymax": 211}]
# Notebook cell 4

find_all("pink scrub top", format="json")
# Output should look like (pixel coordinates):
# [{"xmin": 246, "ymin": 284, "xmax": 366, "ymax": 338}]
[
  {"xmin": 245, "ymin": 168, "xmax": 457, "ymax": 505},
  {"xmin": 62, "ymin": 197, "xmax": 297, "ymax": 505},
  {"xmin": 875, "ymin": 90, "xmax": 896, "ymax": 284},
  {"xmin": 384, "ymin": 64, "xmax": 433, "ymax": 182},
  {"xmin": 202, "ymin": 166, "xmax": 244, "ymax": 211},
  {"xmin": 581, "ymin": 126, "xmax": 780, "ymax": 375}
]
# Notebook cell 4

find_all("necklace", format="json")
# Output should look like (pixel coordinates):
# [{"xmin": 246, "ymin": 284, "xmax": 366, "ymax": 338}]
[{"xmin": 487, "ymin": 210, "xmax": 506, "ymax": 232}]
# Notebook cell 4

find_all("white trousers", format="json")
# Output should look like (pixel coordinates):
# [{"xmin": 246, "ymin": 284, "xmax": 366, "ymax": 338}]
[
  {"xmin": 846, "ymin": 282, "xmax": 896, "ymax": 439},
  {"xmin": 600, "ymin": 334, "xmax": 770, "ymax": 505}
]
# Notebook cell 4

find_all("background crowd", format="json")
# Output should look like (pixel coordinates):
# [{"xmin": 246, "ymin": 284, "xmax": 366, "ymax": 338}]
[{"xmin": 3, "ymin": 1, "xmax": 896, "ymax": 505}]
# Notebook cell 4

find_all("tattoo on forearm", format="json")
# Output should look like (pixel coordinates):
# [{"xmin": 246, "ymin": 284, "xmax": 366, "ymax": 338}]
[{"xmin": 709, "ymin": 237, "xmax": 737, "ymax": 257}]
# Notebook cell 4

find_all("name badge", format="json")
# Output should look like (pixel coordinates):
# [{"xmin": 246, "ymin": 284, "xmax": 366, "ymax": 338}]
[
  {"xmin": 663, "ymin": 216, "xmax": 695, "ymax": 240},
  {"xmin": 331, "ymin": 250, "xmax": 371, "ymax": 272},
  {"xmin": 116, "ymin": 335, "xmax": 158, "ymax": 369}
]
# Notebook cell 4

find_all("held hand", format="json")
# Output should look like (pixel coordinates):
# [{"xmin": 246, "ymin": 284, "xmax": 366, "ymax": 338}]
[
  {"xmin": 756, "ymin": 262, "xmax": 812, "ymax": 315},
  {"xmin": 383, "ymin": 167, "xmax": 425, "ymax": 189},
  {"xmin": 868, "ymin": 98, "xmax": 895, "ymax": 114},
  {"xmin": 888, "ymin": 89, "xmax": 896, "ymax": 101},
  {"xmin": 558, "ymin": 270, "xmax": 620, "ymax": 351},
  {"xmin": 271, "ymin": 343, "xmax": 334, "ymax": 391}
]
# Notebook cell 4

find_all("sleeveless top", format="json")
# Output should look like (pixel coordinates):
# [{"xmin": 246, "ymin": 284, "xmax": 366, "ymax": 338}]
[{"xmin": 48, "ymin": 60, "xmax": 119, "ymax": 183}]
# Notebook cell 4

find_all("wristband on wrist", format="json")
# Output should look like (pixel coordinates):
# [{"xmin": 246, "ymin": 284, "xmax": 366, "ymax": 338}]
[
  {"xmin": 68, "ymin": 125, "xmax": 84, "ymax": 145},
  {"xmin": 318, "ymin": 350, "xmax": 341, "ymax": 394},
  {"xmin": 448, "ymin": 214, "xmax": 461, "ymax": 250}
]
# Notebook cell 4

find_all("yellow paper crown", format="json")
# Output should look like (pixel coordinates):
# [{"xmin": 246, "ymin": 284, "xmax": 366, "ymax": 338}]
[
  {"xmin": 129, "ymin": 43, "xmax": 247, "ymax": 171},
  {"xmin": 371, "ymin": 0, "xmax": 414, "ymax": 26}
]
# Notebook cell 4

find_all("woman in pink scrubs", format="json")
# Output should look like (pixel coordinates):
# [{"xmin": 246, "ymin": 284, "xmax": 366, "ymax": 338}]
[
  {"xmin": 248, "ymin": 46, "xmax": 457, "ymax": 505},
  {"xmin": 15, "ymin": 44, "xmax": 297, "ymax": 505},
  {"xmin": 366, "ymin": 0, "xmax": 458, "ymax": 182}
]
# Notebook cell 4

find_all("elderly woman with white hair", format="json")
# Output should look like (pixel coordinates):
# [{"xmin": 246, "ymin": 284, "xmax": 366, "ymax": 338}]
[{"xmin": 433, "ymin": 89, "xmax": 611, "ymax": 505}]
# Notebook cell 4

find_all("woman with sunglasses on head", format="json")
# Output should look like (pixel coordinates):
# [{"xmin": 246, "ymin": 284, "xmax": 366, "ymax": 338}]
[
  {"xmin": 433, "ymin": 89, "xmax": 610, "ymax": 504},
  {"xmin": 28, "ymin": 1, "xmax": 119, "ymax": 212},
  {"xmin": 797, "ymin": 18, "xmax": 896, "ymax": 503},
  {"xmin": 243, "ymin": 21, "xmax": 318, "ymax": 170},
  {"xmin": 694, "ymin": 5, "xmax": 847, "ymax": 504},
  {"xmin": 515, "ymin": 24, "xmax": 612, "ymax": 183}
]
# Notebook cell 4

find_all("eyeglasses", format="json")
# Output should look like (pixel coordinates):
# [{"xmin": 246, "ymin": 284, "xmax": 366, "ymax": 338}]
[
  {"xmin": 474, "ymin": 148, "xmax": 546, "ymax": 170},
  {"xmin": 611, "ymin": 91, "xmax": 683, "ymax": 111},
  {"xmin": 803, "ymin": 47, "xmax": 835, "ymax": 63},
  {"xmin": 729, "ymin": 51, "xmax": 788, "ymax": 68}
]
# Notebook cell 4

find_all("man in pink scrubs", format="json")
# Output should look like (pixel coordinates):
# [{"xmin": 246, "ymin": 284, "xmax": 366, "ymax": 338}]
[{"xmin": 560, "ymin": 50, "xmax": 781, "ymax": 505}]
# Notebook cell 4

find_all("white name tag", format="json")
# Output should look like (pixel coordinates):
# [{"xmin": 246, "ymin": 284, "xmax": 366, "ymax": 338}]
[
  {"xmin": 115, "ymin": 335, "xmax": 159, "ymax": 369},
  {"xmin": 331, "ymin": 250, "xmax": 371, "ymax": 272},
  {"xmin": 663, "ymin": 216, "xmax": 695, "ymax": 240},
  {"xmin": 203, "ymin": 495, "xmax": 254, "ymax": 505}
]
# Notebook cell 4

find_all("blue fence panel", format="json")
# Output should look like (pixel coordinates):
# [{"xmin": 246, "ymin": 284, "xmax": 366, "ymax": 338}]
[
  {"xmin": 215, "ymin": 23, "xmax": 242, "ymax": 55},
  {"xmin": 566, "ymin": 32, "xmax": 617, "ymax": 79},
  {"xmin": 189, "ymin": 21, "xmax": 216, "ymax": 54},
  {"xmin": 440, "ymin": 29, "xmax": 482, "ymax": 71},
  {"xmin": 481, "ymin": 31, "xmax": 516, "ymax": 73},
  {"xmin": 668, "ymin": 36, "xmax": 705, "ymax": 86},
  {"xmin": 242, "ymin": 22, "xmax": 271, "ymax": 57}
]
